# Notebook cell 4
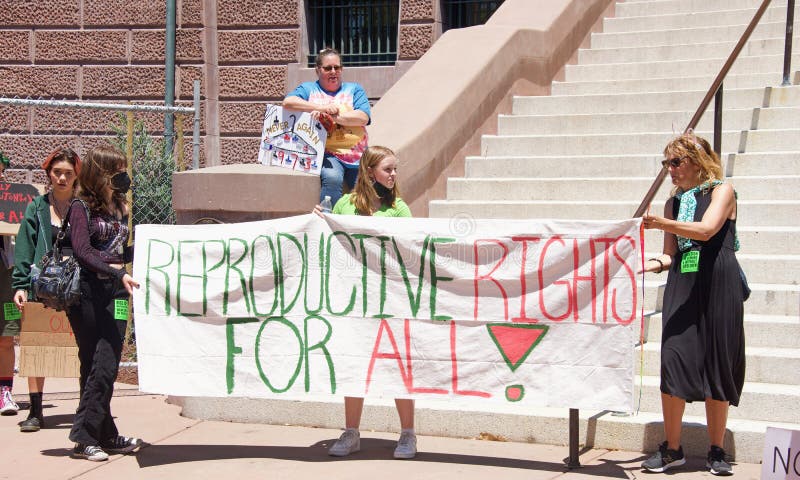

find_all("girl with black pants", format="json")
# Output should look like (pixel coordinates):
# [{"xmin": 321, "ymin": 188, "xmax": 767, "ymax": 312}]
[{"xmin": 67, "ymin": 144, "xmax": 140, "ymax": 462}]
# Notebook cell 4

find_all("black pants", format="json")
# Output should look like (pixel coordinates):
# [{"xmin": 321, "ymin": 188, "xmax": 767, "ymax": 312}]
[{"xmin": 67, "ymin": 270, "xmax": 128, "ymax": 446}]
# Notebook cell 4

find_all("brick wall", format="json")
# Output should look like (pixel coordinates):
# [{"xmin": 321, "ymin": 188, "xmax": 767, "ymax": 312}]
[{"xmin": 0, "ymin": 0, "xmax": 438, "ymax": 177}]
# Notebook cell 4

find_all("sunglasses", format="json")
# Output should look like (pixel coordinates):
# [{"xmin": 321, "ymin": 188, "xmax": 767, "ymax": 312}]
[
  {"xmin": 661, "ymin": 156, "xmax": 688, "ymax": 168},
  {"xmin": 319, "ymin": 65, "xmax": 342, "ymax": 72}
]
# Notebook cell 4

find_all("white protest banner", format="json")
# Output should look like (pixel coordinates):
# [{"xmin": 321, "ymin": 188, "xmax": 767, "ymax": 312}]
[
  {"xmin": 132, "ymin": 215, "xmax": 643, "ymax": 411},
  {"xmin": 257, "ymin": 105, "xmax": 327, "ymax": 175},
  {"xmin": 762, "ymin": 427, "xmax": 800, "ymax": 479}
]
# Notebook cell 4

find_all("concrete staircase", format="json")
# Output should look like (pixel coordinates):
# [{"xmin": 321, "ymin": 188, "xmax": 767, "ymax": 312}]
[{"xmin": 428, "ymin": 0, "xmax": 800, "ymax": 463}]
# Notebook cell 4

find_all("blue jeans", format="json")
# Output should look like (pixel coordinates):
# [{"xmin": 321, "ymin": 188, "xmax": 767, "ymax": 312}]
[{"xmin": 320, "ymin": 154, "xmax": 358, "ymax": 205}]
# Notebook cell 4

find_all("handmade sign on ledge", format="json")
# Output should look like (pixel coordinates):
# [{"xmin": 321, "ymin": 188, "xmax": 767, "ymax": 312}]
[
  {"xmin": 257, "ymin": 105, "xmax": 327, "ymax": 175},
  {"xmin": 132, "ymin": 215, "xmax": 643, "ymax": 412}
]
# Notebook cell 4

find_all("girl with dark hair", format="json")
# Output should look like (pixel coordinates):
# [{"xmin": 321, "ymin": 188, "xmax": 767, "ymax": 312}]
[
  {"xmin": 10, "ymin": 147, "xmax": 81, "ymax": 431},
  {"xmin": 67, "ymin": 144, "xmax": 141, "ymax": 461}
]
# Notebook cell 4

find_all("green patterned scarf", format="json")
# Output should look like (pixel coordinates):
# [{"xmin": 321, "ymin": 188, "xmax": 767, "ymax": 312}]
[{"xmin": 675, "ymin": 180, "xmax": 739, "ymax": 252}]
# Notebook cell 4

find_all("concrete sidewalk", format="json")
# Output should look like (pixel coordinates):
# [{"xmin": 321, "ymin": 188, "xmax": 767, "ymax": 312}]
[{"xmin": 1, "ymin": 376, "xmax": 763, "ymax": 480}]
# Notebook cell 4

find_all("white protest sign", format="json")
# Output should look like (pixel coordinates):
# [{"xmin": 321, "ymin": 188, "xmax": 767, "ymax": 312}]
[
  {"xmin": 762, "ymin": 427, "xmax": 800, "ymax": 479},
  {"xmin": 132, "ymin": 215, "xmax": 643, "ymax": 412},
  {"xmin": 257, "ymin": 105, "xmax": 327, "ymax": 175}
]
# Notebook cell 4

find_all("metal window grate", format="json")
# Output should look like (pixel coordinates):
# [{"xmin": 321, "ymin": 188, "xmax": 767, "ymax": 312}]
[
  {"xmin": 442, "ymin": 0, "xmax": 504, "ymax": 31},
  {"xmin": 307, "ymin": 0, "xmax": 399, "ymax": 67}
]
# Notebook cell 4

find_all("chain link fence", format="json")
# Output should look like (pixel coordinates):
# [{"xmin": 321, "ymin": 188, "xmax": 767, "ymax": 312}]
[{"xmin": 0, "ymin": 92, "xmax": 199, "ymax": 228}]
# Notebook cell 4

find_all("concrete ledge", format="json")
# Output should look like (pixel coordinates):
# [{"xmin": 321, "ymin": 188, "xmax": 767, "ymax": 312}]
[
  {"xmin": 172, "ymin": 164, "xmax": 318, "ymax": 224},
  {"xmin": 178, "ymin": 396, "xmax": 774, "ymax": 462}
]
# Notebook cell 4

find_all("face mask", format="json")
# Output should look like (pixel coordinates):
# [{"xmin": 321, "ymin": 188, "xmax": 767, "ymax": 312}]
[
  {"xmin": 373, "ymin": 181, "xmax": 392, "ymax": 198},
  {"xmin": 110, "ymin": 171, "xmax": 131, "ymax": 194}
]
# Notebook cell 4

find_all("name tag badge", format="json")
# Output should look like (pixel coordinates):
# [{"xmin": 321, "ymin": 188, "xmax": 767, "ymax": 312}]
[
  {"xmin": 114, "ymin": 299, "xmax": 129, "ymax": 321},
  {"xmin": 681, "ymin": 250, "xmax": 700, "ymax": 273},
  {"xmin": 3, "ymin": 302, "xmax": 21, "ymax": 321}
]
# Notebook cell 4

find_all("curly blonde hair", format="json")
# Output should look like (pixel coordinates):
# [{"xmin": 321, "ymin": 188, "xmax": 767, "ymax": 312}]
[{"xmin": 663, "ymin": 132, "xmax": 722, "ymax": 195}]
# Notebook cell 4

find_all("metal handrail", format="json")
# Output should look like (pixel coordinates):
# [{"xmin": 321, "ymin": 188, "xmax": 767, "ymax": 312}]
[{"xmin": 632, "ymin": 0, "xmax": 793, "ymax": 217}]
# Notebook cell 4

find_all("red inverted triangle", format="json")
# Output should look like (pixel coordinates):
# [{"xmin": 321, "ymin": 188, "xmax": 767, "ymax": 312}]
[{"xmin": 487, "ymin": 324, "xmax": 548, "ymax": 371}]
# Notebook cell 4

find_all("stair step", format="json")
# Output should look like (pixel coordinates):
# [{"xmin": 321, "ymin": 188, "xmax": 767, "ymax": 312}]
[
  {"xmin": 565, "ymin": 54, "xmax": 800, "ymax": 82},
  {"xmin": 512, "ymin": 88, "xmax": 770, "ymax": 115},
  {"xmin": 590, "ymin": 20, "xmax": 791, "ymax": 48},
  {"xmin": 634, "ymin": 375, "xmax": 800, "ymax": 423},
  {"xmin": 639, "ymin": 343, "xmax": 800, "ymax": 384},
  {"xmin": 644, "ymin": 226, "xmax": 800, "ymax": 255},
  {"xmin": 552, "ymin": 72, "xmax": 793, "ymax": 95},
  {"xmin": 480, "ymin": 131, "xmax": 743, "ymax": 156},
  {"xmin": 497, "ymin": 109, "xmax": 757, "ymax": 135},
  {"xmin": 446, "ymin": 176, "xmax": 800, "ymax": 202},
  {"xmin": 463, "ymin": 152, "xmax": 800, "ymax": 178},
  {"xmin": 617, "ymin": 0, "xmax": 789, "ymax": 17},
  {"xmin": 578, "ymin": 36, "xmax": 799, "ymax": 64},
  {"xmin": 603, "ymin": 6, "xmax": 789, "ymax": 33},
  {"xmin": 642, "ymin": 281, "xmax": 800, "ymax": 316},
  {"xmin": 428, "ymin": 200, "xmax": 800, "ymax": 227},
  {"xmin": 644, "ymin": 313, "xmax": 800, "ymax": 348}
]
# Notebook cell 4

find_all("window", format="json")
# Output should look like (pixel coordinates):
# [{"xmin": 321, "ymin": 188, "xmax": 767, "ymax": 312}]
[
  {"xmin": 442, "ymin": 0, "xmax": 504, "ymax": 31},
  {"xmin": 307, "ymin": 0, "xmax": 399, "ymax": 67}
]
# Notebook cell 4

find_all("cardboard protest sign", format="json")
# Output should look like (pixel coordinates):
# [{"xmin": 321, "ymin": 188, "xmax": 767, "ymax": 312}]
[
  {"xmin": 132, "ymin": 215, "xmax": 643, "ymax": 412},
  {"xmin": 257, "ymin": 105, "xmax": 327, "ymax": 175},
  {"xmin": 18, "ymin": 302, "xmax": 80, "ymax": 378},
  {"xmin": 762, "ymin": 427, "xmax": 800, "ymax": 479},
  {"xmin": 0, "ymin": 182, "xmax": 43, "ymax": 235}
]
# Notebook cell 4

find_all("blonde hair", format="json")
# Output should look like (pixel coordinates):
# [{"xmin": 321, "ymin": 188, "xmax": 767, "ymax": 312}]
[
  {"xmin": 349, "ymin": 146, "xmax": 400, "ymax": 215},
  {"xmin": 663, "ymin": 132, "xmax": 722, "ymax": 195}
]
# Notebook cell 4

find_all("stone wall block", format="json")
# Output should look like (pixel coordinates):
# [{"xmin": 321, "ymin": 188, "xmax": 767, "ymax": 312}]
[
  {"xmin": 0, "ymin": 31, "xmax": 30, "ymax": 62},
  {"xmin": 83, "ymin": 67, "xmax": 166, "ymax": 98},
  {"xmin": 180, "ymin": 0, "xmax": 204, "ymax": 27},
  {"xmin": 218, "ymin": 66, "xmax": 286, "ymax": 99},
  {"xmin": 84, "ymin": 0, "xmax": 166, "ymax": 27},
  {"xmin": 0, "ymin": 106, "xmax": 30, "ymax": 133},
  {"xmin": 33, "ymin": 107, "xmax": 119, "ymax": 134},
  {"xmin": 0, "ymin": 2, "xmax": 79, "ymax": 26},
  {"xmin": 399, "ymin": 24, "xmax": 433, "ymax": 60},
  {"xmin": 218, "ymin": 30, "xmax": 298, "ymax": 63},
  {"xmin": 219, "ymin": 137, "xmax": 260, "ymax": 165},
  {"xmin": 217, "ymin": 0, "xmax": 299, "ymax": 27},
  {"xmin": 0, "ymin": 67, "xmax": 78, "ymax": 98},
  {"xmin": 35, "ymin": 31, "xmax": 127, "ymax": 63},
  {"xmin": 6, "ymin": 169, "xmax": 34, "ymax": 184},
  {"xmin": 0, "ymin": 135, "xmax": 80, "ymax": 170},
  {"xmin": 219, "ymin": 102, "xmax": 267, "ymax": 135},
  {"xmin": 400, "ymin": 0, "xmax": 435, "ymax": 21},
  {"xmin": 132, "ymin": 29, "xmax": 204, "ymax": 62},
  {"xmin": 178, "ymin": 65, "xmax": 204, "ymax": 100}
]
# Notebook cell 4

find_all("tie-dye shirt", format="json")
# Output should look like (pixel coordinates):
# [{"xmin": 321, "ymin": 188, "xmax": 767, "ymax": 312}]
[{"xmin": 285, "ymin": 81, "xmax": 371, "ymax": 166}]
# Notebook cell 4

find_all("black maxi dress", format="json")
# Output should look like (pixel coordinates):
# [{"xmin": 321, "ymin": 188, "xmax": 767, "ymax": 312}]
[{"xmin": 659, "ymin": 186, "xmax": 746, "ymax": 406}]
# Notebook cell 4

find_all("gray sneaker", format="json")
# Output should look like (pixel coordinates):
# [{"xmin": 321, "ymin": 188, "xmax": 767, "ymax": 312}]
[
  {"xmin": 394, "ymin": 431, "xmax": 417, "ymax": 459},
  {"xmin": 72, "ymin": 444, "xmax": 109, "ymax": 462},
  {"xmin": 329, "ymin": 429, "xmax": 360, "ymax": 457},
  {"xmin": 642, "ymin": 441, "xmax": 685, "ymax": 473},
  {"xmin": 707, "ymin": 445, "xmax": 733, "ymax": 476}
]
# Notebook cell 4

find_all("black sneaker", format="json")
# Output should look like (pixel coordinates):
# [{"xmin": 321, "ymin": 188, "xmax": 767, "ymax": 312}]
[
  {"xmin": 642, "ymin": 441, "xmax": 686, "ymax": 473},
  {"xmin": 707, "ymin": 445, "xmax": 733, "ymax": 476},
  {"xmin": 19, "ymin": 415, "xmax": 44, "ymax": 432},
  {"xmin": 101, "ymin": 435, "xmax": 142, "ymax": 454},
  {"xmin": 72, "ymin": 444, "xmax": 109, "ymax": 462}
]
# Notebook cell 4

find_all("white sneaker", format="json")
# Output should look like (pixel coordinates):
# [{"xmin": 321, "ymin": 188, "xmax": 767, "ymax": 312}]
[
  {"xmin": 0, "ymin": 387, "xmax": 19, "ymax": 415},
  {"xmin": 329, "ymin": 429, "xmax": 360, "ymax": 457},
  {"xmin": 394, "ymin": 431, "xmax": 417, "ymax": 459},
  {"xmin": 72, "ymin": 444, "xmax": 109, "ymax": 462}
]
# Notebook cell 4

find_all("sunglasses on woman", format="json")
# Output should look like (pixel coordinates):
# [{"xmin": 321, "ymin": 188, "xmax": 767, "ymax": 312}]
[
  {"xmin": 661, "ymin": 156, "xmax": 688, "ymax": 168},
  {"xmin": 319, "ymin": 65, "xmax": 342, "ymax": 72}
]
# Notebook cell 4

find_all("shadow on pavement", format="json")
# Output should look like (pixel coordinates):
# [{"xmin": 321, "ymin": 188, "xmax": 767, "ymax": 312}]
[{"xmin": 115, "ymin": 437, "xmax": 633, "ymax": 477}]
